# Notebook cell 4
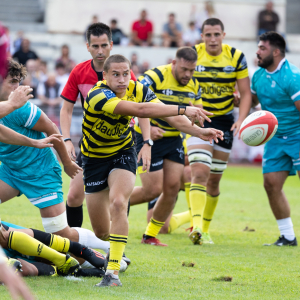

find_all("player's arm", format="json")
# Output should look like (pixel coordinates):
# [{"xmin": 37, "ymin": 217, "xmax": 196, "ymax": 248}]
[
  {"xmin": 31, "ymin": 112, "xmax": 82, "ymax": 178},
  {"xmin": 0, "ymin": 125, "xmax": 62, "ymax": 148},
  {"xmin": 137, "ymin": 117, "xmax": 152, "ymax": 172},
  {"xmin": 0, "ymin": 86, "xmax": 33, "ymax": 118},
  {"xmin": 60, "ymin": 100, "xmax": 76, "ymax": 160},
  {"xmin": 231, "ymin": 76, "xmax": 252, "ymax": 136},
  {"xmin": 252, "ymin": 94, "xmax": 259, "ymax": 107}
]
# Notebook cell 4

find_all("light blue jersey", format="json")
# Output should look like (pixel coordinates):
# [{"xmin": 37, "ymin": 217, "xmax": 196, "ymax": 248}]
[
  {"xmin": 0, "ymin": 101, "xmax": 59, "ymax": 177},
  {"xmin": 0, "ymin": 101, "xmax": 63, "ymax": 208},
  {"xmin": 251, "ymin": 58, "xmax": 300, "ymax": 137}
]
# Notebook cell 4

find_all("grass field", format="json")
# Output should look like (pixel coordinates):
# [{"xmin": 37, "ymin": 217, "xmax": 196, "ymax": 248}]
[{"xmin": 1, "ymin": 166, "xmax": 300, "ymax": 299}]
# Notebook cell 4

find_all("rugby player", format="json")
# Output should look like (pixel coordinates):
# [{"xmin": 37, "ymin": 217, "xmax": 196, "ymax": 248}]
[
  {"xmin": 129, "ymin": 48, "xmax": 205, "ymax": 246},
  {"xmin": 187, "ymin": 18, "xmax": 252, "ymax": 245},
  {"xmin": 252, "ymin": 32, "xmax": 300, "ymax": 246},
  {"xmin": 82, "ymin": 54, "xmax": 223, "ymax": 287},
  {"xmin": 0, "ymin": 59, "xmax": 111, "ymax": 254},
  {"xmin": 60, "ymin": 22, "xmax": 136, "ymax": 228}
]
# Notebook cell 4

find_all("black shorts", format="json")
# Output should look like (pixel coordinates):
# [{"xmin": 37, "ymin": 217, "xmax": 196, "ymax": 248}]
[
  {"xmin": 82, "ymin": 148, "xmax": 137, "ymax": 194},
  {"xmin": 76, "ymin": 136, "xmax": 83, "ymax": 168},
  {"xmin": 203, "ymin": 114, "xmax": 234, "ymax": 150},
  {"xmin": 136, "ymin": 131, "xmax": 185, "ymax": 174}
]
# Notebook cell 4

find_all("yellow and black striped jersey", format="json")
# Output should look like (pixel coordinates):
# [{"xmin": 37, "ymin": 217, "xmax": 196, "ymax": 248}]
[
  {"xmin": 135, "ymin": 64, "xmax": 202, "ymax": 137},
  {"xmin": 192, "ymin": 43, "xmax": 248, "ymax": 117},
  {"xmin": 82, "ymin": 80, "xmax": 160, "ymax": 159}
]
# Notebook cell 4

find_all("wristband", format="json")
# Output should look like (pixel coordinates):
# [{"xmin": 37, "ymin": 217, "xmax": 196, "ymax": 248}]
[
  {"xmin": 178, "ymin": 105, "xmax": 186, "ymax": 115},
  {"xmin": 63, "ymin": 138, "xmax": 72, "ymax": 142}
]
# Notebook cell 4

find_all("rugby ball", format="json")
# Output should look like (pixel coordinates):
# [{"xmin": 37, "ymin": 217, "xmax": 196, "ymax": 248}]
[{"xmin": 240, "ymin": 111, "xmax": 278, "ymax": 146}]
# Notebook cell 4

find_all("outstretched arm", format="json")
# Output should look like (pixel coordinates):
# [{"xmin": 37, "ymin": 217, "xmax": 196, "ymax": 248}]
[
  {"xmin": 0, "ymin": 125, "xmax": 62, "ymax": 148},
  {"xmin": 31, "ymin": 112, "xmax": 82, "ymax": 178}
]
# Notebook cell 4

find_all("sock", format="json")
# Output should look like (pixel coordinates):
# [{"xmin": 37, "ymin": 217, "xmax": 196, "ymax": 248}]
[
  {"xmin": 184, "ymin": 182, "xmax": 193, "ymax": 227},
  {"xmin": 80, "ymin": 260, "xmax": 94, "ymax": 269},
  {"xmin": 168, "ymin": 211, "xmax": 191, "ymax": 233},
  {"xmin": 32, "ymin": 229, "xmax": 71, "ymax": 253},
  {"xmin": 75, "ymin": 267, "xmax": 105, "ymax": 277},
  {"xmin": 66, "ymin": 203, "xmax": 83, "ymax": 227},
  {"xmin": 190, "ymin": 183, "xmax": 206, "ymax": 230},
  {"xmin": 107, "ymin": 234, "xmax": 127, "ymax": 273},
  {"xmin": 202, "ymin": 194, "xmax": 219, "ymax": 233},
  {"xmin": 8, "ymin": 231, "xmax": 66, "ymax": 267},
  {"xmin": 73, "ymin": 227, "xmax": 110, "ymax": 252},
  {"xmin": 30, "ymin": 261, "xmax": 57, "ymax": 276},
  {"xmin": 277, "ymin": 217, "xmax": 295, "ymax": 241},
  {"xmin": 144, "ymin": 218, "xmax": 165, "ymax": 238}
]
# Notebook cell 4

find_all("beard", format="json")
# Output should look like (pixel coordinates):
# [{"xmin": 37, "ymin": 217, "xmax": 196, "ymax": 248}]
[
  {"xmin": 174, "ymin": 68, "xmax": 190, "ymax": 86},
  {"xmin": 257, "ymin": 53, "xmax": 274, "ymax": 69}
]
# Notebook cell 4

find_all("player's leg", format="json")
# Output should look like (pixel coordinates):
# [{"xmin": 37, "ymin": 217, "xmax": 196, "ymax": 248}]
[
  {"xmin": 130, "ymin": 170, "xmax": 163, "ymax": 206},
  {"xmin": 142, "ymin": 159, "xmax": 184, "ymax": 246},
  {"xmin": 97, "ymin": 169, "xmax": 136, "ymax": 287},
  {"xmin": 202, "ymin": 148, "xmax": 230, "ymax": 244},
  {"xmin": 0, "ymin": 179, "xmax": 20, "ymax": 203},
  {"xmin": 187, "ymin": 139, "xmax": 213, "ymax": 244},
  {"xmin": 66, "ymin": 170, "xmax": 85, "ymax": 227}
]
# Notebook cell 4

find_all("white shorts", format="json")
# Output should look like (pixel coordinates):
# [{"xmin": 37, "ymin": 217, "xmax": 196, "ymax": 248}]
[{"xmin": 186, "ymin": 136, "xmax": 231, "ymax": 154}]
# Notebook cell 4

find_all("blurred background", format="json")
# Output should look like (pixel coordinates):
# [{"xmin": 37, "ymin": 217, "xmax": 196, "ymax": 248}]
[{"xmin": 1, "ymin": 0, "xmax": 299, "ymax": 163}]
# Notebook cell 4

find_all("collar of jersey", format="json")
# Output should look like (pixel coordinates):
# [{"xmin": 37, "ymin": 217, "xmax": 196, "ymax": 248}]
[{"xmin": 265, "ymin": 58, "xmax": 286, "ymax": 74}]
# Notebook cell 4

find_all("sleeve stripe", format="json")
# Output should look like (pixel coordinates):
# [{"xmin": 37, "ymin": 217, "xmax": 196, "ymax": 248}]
[
  {"xmin": 236, "ymin": 53, "xmax": 244, "ymax": 69},
  {"xmin": 291, "ymin": 90, "xmax": 300, "ymax": 100},
  {"xmin": 251, "ymin": 89, "xmax": 256, "ymax": 94},
  {"xmin": 27, "ymin": 104, "xmax": 37, "ymax": 127},
  {"xmin": 24, "ymin": 102, "xmax": 34, "ymax": 127}
]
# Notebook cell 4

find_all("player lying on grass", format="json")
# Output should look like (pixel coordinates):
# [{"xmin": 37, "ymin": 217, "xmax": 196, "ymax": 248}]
[
  {"xmin": 81, "ymin": 54, "xmax": 223, "ymax": 287},
  {"xmin": 0, "ymin": 59, "xmax": 111, "ymax": 254},
  {"xmin": 0, "ymin": 220, "xmax": 107, "ymax": 277}
]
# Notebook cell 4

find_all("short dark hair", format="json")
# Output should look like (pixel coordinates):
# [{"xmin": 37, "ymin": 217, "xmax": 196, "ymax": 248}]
[
  {"xmin": 6, "ymin": 59, "xmax": 27, "ymax": 80},
  {"xmin": 176, "ymin": 47, "xmax": 197, "ymax": 63},
  {"xmin": 111, "ymin": 19, "xmax": 117, "ymax": 24},
  {"xmin": 259, "ymin": 31, "xmax": 286, "ymax": 56},
  {"xmin": 201, "ymin": 18, "xmax": 224, "ymax": 32},
  {"xmin": 55, "ymin": 61, "xmax": 65, "ymax": 69},
  {"xmin": 103, "ymin": 54, "xmax": 131, "ymax": 73},
  {"xmin": 86, "ymin": 22, "xmax": 112, "ymax": 44}
]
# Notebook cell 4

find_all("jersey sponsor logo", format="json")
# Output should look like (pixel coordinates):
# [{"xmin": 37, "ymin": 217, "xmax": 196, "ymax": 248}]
[
  {"xmin": 145, "ymin": 88, "xmax": 157, "ymax": 102},
  {"xmin": 96, "ymin": 121, "xmax": 125, "ymax": 137},
  {"xmin": 188, "ymin": 92, "xmax": 196, "ymax": 99},
  {"xmin": 195, "ymin": 65, "xmax": 205, "ymax": 72},
  {"xmin": 196, "ymin": 88, "xmax": 201, "ymax": 99},
  {"xmin": 239, "ymin": 56, "xmax": 247, "ymax": 70},
  {"xmin": 152, "ymin": 160, "xmax": 163, "ymax": 167},
  {"xmin": 102, "ymin": 89, "xmax": 116, "ymax": 99},
  {"xmin": 86, "ymin": 178, "xmax": 107, "ymax": 186},
  {"xmin": 140, "ymin": 75, "xmax": 153, "ymax": 87},
  {"xmin": 201, "ymin": 84, "xmax": 234, "ymax": 96},
  {"xmin": 176, "ymin": 146, "xmax": 185, "ymax": 159},
  {"xmin": 271, "ymin": 81, "xmax": 276, "ymax": 88},
  {"xmin": 113, "ymin": 154, "xmax": 131, "ymax": 165},
  {"xmin": 223, "ymin": 66, "xmax": 235, "ymax": 74},
  {"xmin": 37, "ymin": 244, "xmax": 44, "ymax": 255},
  {"xmin": 223, "ymin": 131, "xmax": 233, "ymax": 145},
  {"xmin": 162, "ymin": 89, "xmax": 173, "ymax": 96}
]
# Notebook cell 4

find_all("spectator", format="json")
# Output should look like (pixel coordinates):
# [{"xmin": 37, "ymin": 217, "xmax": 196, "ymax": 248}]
[
  {"xmin": 111, "ymin": 19, "xmax": 125, "ymax": 45},
  {"xmin": 131, "ymin": 10, "xmax": 153, "ymax": 46},
  {"xmin": 162, "ymin": 13, "xmax": 183, "ymax": 48},
  {"xmin": 130, "ymin": 52, "xmax": 139, "ymax": 67},
  {"xmin": 23, "ymin": 59, "xmax": 39, "ymax": 98},
  {"xmin": 36, "ymin": 60, "xmax": 48, "ymax": 82},
  {"xmin": 56, "ymin": 44, "xmax": 76, "ymax": 73},
  {"xmin": 37, "ymin": 73, "xmax": 62, "ymax": 127},
  {"xmin": 55, "ymin": 61, "xmax": 69, "ymax": 90},
  {"xmin": 12, "ymin": 38, "xmax": 38, "ymax": 65},
  {"xmin": 131, "ymin": 64, "xmax": 140, "ymax": 78},
  {"xmin": 139, "ymin": 61, "xmax": 150, "ymax": 74},
  {"xmin": 85, "ymin": 15, "xmax": 99, "ymax": 41},
  {"xmin": 13, "ymin": 30, "xmax": 24, "ymax": 54},
  {"xmin": 190, "ymin": 1, "xmax": 218, "ymax": 32},
  {"xmin": 183, "ymin": 21, "xmax": 201, "ymax": 46},
  {"xmin": 258, "ymin": 1, "xmax": 279, "ymax": 36}
]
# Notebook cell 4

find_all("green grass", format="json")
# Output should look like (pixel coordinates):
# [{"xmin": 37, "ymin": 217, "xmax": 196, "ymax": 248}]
[{"xmin": 1, "ymin": 166, "xmax": 300, "ymax": 299}]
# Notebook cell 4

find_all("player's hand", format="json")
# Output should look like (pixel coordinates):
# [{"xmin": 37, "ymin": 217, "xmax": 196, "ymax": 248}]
[
  {"xmin": 0, "ymin": 263, "xmax": 35, "ymax": 300},
  {"xmin": 150, "ymin": 127, "xmax": 165, "ymax": 141},
  {"xmin": 32, "ymin": 134, "xmax": 63, "ymax": 148},
  {"xmin": 198, "ymin": 128, "xmax": 224, "ymax": 144},
  {"xmin": 185, "ymin": 102, "xmax": 213, "ymax": 126},
  {"xmin": 8, "ymin": 86, "xmax": 33, "ymax": 110},
  {"xmin": 231, "ymin": 118, "xmax": 243, "ymax": 138},
  {"xmin": 64, "ymin": 161, "xmax": 82, "ymax": 179},
  {"xmin": 233, "ymin": 93, "xmax": 240, "ymax": 107},
  {"xmin": 65, "ymin": 140, "xmax": 76, "ymax": 161},
  {"xmin": 137, "ymin": 144, "xmax": 152, "ymax": 173}
]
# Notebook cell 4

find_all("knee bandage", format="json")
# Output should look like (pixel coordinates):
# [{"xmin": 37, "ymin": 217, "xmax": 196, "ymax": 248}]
[
  {"xmin": 210, "ymin": 158, "xmax": 228, "ymax": 174},
  {"xmin": 188, "ymin": 149, "xmax": 212, "ymax": 167},
  {"xmin": 42, "ymin": 211, "xmax": 68, "ymax": 233}
]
